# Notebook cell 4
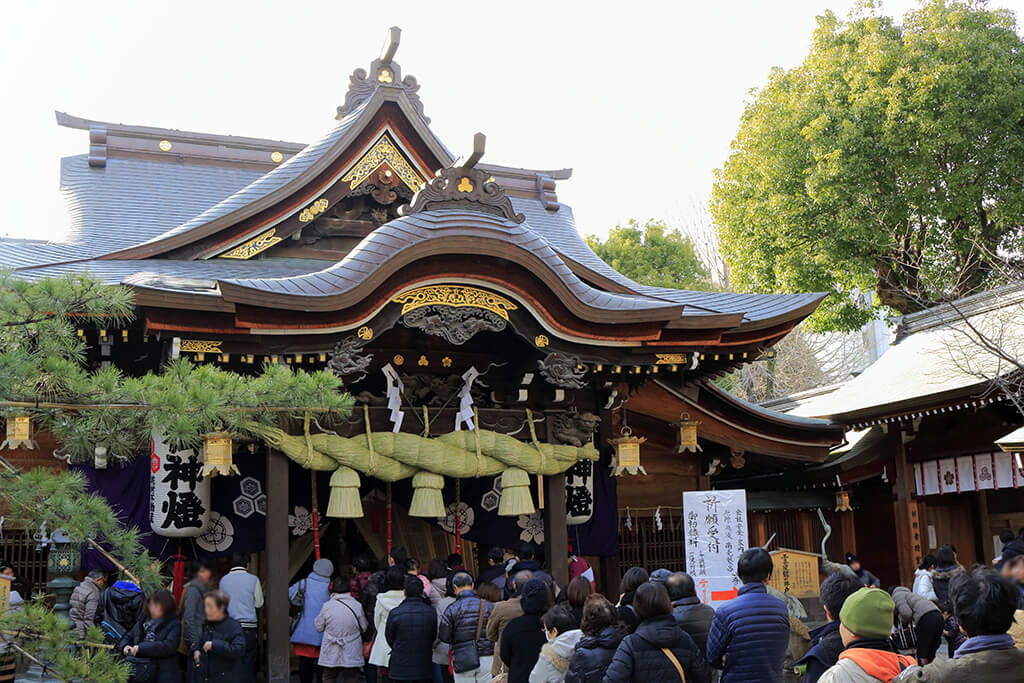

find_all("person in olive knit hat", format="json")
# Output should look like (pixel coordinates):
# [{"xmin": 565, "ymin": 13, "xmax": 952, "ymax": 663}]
[{"xmin": 819, "ymin": 588, "xmax": 916, "ymax": 683}]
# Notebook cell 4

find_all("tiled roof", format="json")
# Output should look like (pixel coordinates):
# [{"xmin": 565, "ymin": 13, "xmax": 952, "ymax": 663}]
[{"xmin": 0, "ymin": 155, "xmax": 262, "ymax": 268}]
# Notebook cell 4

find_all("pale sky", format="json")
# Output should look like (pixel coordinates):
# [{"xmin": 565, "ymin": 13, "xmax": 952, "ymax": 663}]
[{"xmin": 3, "ymin": 0, "xmax": 1022, "ymax": 243}]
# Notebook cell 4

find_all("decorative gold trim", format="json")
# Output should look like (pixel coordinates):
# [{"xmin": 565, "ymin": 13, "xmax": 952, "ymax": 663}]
[
  {"xmin": 180, "ymin": 339, "xmax": 223, "ymax": 353},
  {"xmin": 341, "ymin": 135, "xmax": 424, "ymax": 193},
  {"xmin": 393, "ymin": 354, "xmax": 405, "ymax": 366},
  {"xmin": 357, "ymin": 326, "xmax": 373, "ymax": 341},
  {"xmin": 457, "ymin": 177, "xmax": 474, "ymax": 193},
  {"xmin": 417, "ymin": 355, "xmax": 429, "ymax": 366},
  {"xmin": 219, "ymin": 228, "xmax": 283, "ymax": 259},
  {"xmin": 655, "ymin": 353, "xmax": 687, "ymax": 364},
  {"xmin": 392, "ymin": 285, "xmax": 518, "ymax": 321},
  {"xmin": 298, "ymin": 198, "xmax": 330, "ymax": 223},
  {"xmin": 534, "ymin": 334, "xmax": 550, "ymax": 348},
  {"xmin": 442, "ymin": 356, "xmax": 452, "ymax": 367},
  {"xmin": 271, "ymin": 151, "xmax": 284, "ymax": 163},
  {"xmin": 158, "ymin": 139, "xmax": 172, "ymax": 152}
]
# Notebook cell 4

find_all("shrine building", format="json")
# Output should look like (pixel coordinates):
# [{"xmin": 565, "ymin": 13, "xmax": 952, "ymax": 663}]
[{"xmin": 0, "ymin": 28, "xmax": 848, "ymax": 677}]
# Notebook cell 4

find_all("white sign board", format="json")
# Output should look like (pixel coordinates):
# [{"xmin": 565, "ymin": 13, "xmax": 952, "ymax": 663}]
[{"xmin": 683, "ymin": 489, "xmax": 748, "ymax": 609}]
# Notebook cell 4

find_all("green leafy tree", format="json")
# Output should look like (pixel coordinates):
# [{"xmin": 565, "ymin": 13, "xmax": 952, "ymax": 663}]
[
  {"xmin": 585, "ymin": 219, "xmax": 711, "ymax": 290},
  {"xmin": 0, "ymin": 270, "xmax": 354, "ymax": 681},
  {"xmin": 711, "ymin": 0, "xmax": 1024, "ymax": 331}
]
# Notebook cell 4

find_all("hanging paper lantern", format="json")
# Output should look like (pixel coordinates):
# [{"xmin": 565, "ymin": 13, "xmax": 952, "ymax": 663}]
[
  {"xmin": 674, "ymin": 412, "xmax": 702, "ymax": 453},
  {"xmin": 150, "ymin": 434, "xmax": 211, "ymax": 538},
  {"xmin": 2, "ymin": 415, "xmax": 38, "ymax": 450},
  {"xmin": 326, "ymin": 466, "xmax": 363, "ymax": 518},
  {"xmin": 610, "ymin": 427, "xmax": 647, "ymax": 476},
  {"xmin": 201, "ymin": 432, "xmax": 239, "ymax": 476},
  {"xmin": 409, "ymin": 471, "xmax": 446, "ymax": 517},
  {"xmin": 498, "ymin": 467, "xmax": 535, "ymax": 516},
  {"xmin": 835, "ymin": 489, "xmax": 853, "ymax": 512}
]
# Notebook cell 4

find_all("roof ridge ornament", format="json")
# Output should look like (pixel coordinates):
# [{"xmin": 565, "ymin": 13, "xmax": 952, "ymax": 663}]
[
  {"xmin": 399, "ymin": 133, "xmax": 526, "ymax": 223},
  {"xmin": 336, "ymin": 26, "xmax": 429, "ymax": 123}
]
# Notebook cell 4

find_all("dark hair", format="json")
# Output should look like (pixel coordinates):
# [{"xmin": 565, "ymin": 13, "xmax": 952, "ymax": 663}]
[
  {"xmin": 452, "ymin": 572, "xmax": 473, "ymax": 590},
  {"xmin": 999, "ymin": 529, "xmax": 1016, "ymax": 544},
  {"xmin": 87, "ymin": 569, "xmax": 107, "ymax": 580},
  {"xmin": 353, "ymin": 553, "xmax": 376, "ymax": 573},
  {"xmin": 937, "ymin": 544, "xmax": 957, "ymax": 567},
  {"xmin": 230, "ymin": 552, "xmax": 250, "ymax": 568},
  {"xmin": 477, "ymin": 582, "xmax": 501, "ymax": 603},
  {"xmin": 447, "ymin": 553, "xmax": 463, "ymax": 567},
  {"xmin": 188, "ymin": 561, "xmax": 211, "ymax": 574},
  {"xmin": 619, "ymin": 567, "xmax": 649, "ymax": 595},
  {"xmin": 665, "ymin": 572, "xmax": 695, "ymax": 601},
  {"xmin": 406, "ymin": 558, "xmax": 420, "ymax": 572},
  {"xmin": 918, "ymin": 554, "xmax": 937, "ymax": 571},
  {"xmin": 385, "ymin": 566, "xmax": 407, "ymax": 591},
  {"xmin": 951, "ymin": 569, "xmax": 1019, "ymax": 636},
  {"xmin": 515, "ymin": 542, "xmax": 536, "ymax": 561},
  {"xmin": 337, "ymin": 565, "xmax": 355, "ymax": 582},
  {"xmin": 737, "ymin": 548, "xmax": 773, "ymax": 583},
  {"xmin": 845, "ymin": 552, "xmax": 859, "ymax": 565},
  {"xmin": 389, "ymin": 546, "xmax": 409, "ymax": 568},
  {"xmin": 487, "ymin": 547, "xmax": 505, "ymax": 565},
  {"xmin": 567, "ymin": 575, "xmax": 593, "ymax": 607},
  {"xmin": 819, "ymin": 572, "xmax": 864, "ymax": 620},
  {"xmin": 511, "ymin": 570, "xmax": 533, "ymax": 596},
  {"xmin": 204, "ymin": 589, "xmax": 230, "ymax": 611},
  {"xmin": 330, "ymin": 577, "xmax": 350, "ymax": 594},
  {"xmin": 146, "ymin": 590, "xmax": 178, "ymax": 618},
  {"xmin": 542, "ymin": 606, "xmax": 575, "ymax": 634},
  {"xmin": 0, "ymin": 563, "xmax": 13, "ymax": 574},
  {"xmin": 580, "ymin": 594, "xmax": 620, "ymax": 635},
  {"xmin": 633, "ymin": 582, "xmax": 672, "ymax": 620},
  {"xmin": 403, "ymin": 575, "xmax": 424, "ymax": 598},
  {"xmin": 426, "ymin": 558, "xmax": 448, "ymax": 581}
]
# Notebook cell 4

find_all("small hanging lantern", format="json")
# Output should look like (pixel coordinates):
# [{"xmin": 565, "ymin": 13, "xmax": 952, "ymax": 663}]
[
  {"xmin": 2, "ymin": 415, "xmax": 38, "ymax": 450},
  {"xmin": 674, "ymin": 412, "xmax": 702, "ymax": 453},
  {"xmin": 201, "ymin": 431, "xmax": 239, "ymax": 476},
  {"xmin": 610, "ymin": 427, "xmax": 647, "ymax": 476},
  {"xmin": 835, "ymin": 488, "xmax": 853, "ymax": 512}
]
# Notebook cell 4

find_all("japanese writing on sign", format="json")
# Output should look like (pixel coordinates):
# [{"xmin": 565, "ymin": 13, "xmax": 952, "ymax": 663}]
[
  {"xmin": 149, "ymin": 434, "xmax": 211, "ymax": 538},
  {"xmin": 565, "ymin": 460, "xmax": 594, "ymax": 524},
  {"xmin": 683, "ymin": 489, "xmax": 748, "ymax": 609}
]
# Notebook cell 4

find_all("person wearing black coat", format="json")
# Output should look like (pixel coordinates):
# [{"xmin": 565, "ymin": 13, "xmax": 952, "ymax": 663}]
[
  {"xmin": 664, "ymin": 572, "xmax": 715, "ymax": 654},
  {"xmin": 615, "ymin": 568, "xmax": 648, "ymax": 635},
  {"xmin": 500, "ymin": 578, "xmax": 549, "ymax": 683},
  {"xmin": 385, "ymin": 576, "xmax": 438, "ymax": 682},
  {"xmin": 565, "ymin": 595, "xmax": 623, "ymax": 683},
  {"xmin": 190, "ymin": 590, "xmax": 246, "ymax": 683},
  {"xmin": 95, "ymin": 578, "xmax": 145, "ymax": 644},
  {"xmin": 117, "ymin": 591, "xmax": 181, "ymax": 683},
  {"xmin": 603, "ymin": 583, "xmax": 710, "ymax": 683}
]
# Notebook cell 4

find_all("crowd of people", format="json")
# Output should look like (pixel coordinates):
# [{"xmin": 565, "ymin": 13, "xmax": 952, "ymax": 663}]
[{"xmin": 4, "ymin": 531, "xmax": 1024, "ymax": 683}]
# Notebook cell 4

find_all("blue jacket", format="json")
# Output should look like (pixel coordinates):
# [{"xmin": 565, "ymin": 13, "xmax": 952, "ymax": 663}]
[
  {"xmin": 290, "ymin": 572, "xmax": 332, "ymax": 646},
  {"xmin": 797, "ymin": 620, "xmax": 842, "ymax": 683},
  {"xmin": 706, "ymin": 582, "xmax": 789, "ymax": 683},
  {"xmin": 386, "ymin": 597, "xmax": 438, "ymax": 681}
]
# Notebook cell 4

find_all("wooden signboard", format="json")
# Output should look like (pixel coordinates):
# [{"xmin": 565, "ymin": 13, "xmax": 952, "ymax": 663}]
[
  {"xmin": 768, "ymin": 548, "xmax": 820, "ymax": 598},
  {"xmin": 0, "ymin": 574, "xmax": 10, "ymax": 613}
]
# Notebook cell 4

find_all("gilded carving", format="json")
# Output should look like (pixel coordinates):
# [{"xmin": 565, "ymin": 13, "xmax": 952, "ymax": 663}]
[
  {"xmin": 392, "ymin": 286, "xmax": 518, "ymax": 321},
  {"xmin": 357, "ymin": 326, "xmax": 373, "ymax": 340},
  {"xmin": 341, "ymin": 135, "xmax": 424, "ymax": 193},
  {"xmin": 299, "ymin": 198, "xmax": 330, "ymax": 223},
  {"xmin": 655, "ymin": 353, "xmax": 687, "ymax": 364},
  {"xmin": 534, "ymin": 335, "xmax": 550, "ymax": 348},
  {"xmin": 180, "ymin": 339, "xmax": 223, "ymax": 353},
  {"xmin": 219, "ymin": 228, "xmax": 282, "ymax": 259}
]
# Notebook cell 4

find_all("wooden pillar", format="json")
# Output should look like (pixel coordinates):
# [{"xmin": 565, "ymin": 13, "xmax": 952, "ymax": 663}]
[
  {"xmin": 892, "ymin": 426, "xmax": 921, "ymax": 587},
  {"xmin": 544, "ymin": 472, "xmax": 569, "ymax": 589},
  {"xmin": 840, "ymin": 511, "xmax": 856, "ymax": 557},
  {"xmin": 265, "ymin": 449, "xmax": 290, "ymax": 682},
  {"xmin": 600, "ymin": 554, "xmax": 620, "ymax": 599},
  {"xmin": 976, "ymin": 490, "xmax": 993, "ymax": 563}
]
